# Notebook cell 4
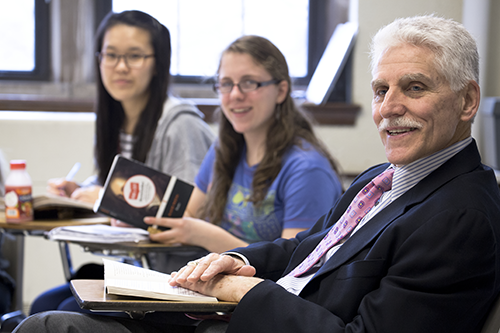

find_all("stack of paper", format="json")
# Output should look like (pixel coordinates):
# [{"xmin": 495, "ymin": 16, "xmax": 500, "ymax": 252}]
[{"xmin": 46, "ymin": 224, "xmax": 150, "ymax": 244}]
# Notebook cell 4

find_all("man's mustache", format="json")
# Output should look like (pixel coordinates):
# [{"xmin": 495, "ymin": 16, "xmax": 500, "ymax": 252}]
[{"xmin": 378, "ymin": 117, "xmax": 423, "ymax": 131}]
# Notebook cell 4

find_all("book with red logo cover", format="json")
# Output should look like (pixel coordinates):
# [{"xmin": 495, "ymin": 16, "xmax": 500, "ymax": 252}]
[{"xmin": 93, "ymin": 155, "xmax": 193, "ymax": 230}]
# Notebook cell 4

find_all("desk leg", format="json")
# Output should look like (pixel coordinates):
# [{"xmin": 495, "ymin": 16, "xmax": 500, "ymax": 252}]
[
  {"xmin": 58, "ymin": 242, "xmax": 74, "ymax": 282},
  {"xmin": 12, "ymin": 235, "xmax": 23, "ymax": 312},
  {"xmin": 1, "ymin": 233, "xmax": 24, "ymax": 312},
  {"xmin": 140, "ymin": 255, "xmax": 149, "ymax": 269}
]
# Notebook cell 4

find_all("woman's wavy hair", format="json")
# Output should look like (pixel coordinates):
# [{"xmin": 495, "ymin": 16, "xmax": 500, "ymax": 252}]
[
  {"xmin": 201, "ymin": 35, "xmax": 340, "ymax": 224},
  {"xmin": 94, "ymin": 10, "xmax": 171, "ymax": 184}
]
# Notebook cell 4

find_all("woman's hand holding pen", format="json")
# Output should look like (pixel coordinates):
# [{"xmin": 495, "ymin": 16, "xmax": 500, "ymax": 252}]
[
  {"xmin": 46, "ymin": 181, "xmax": 102, "ymax": 204},
  {"xmin": 46, "ymin": 162, "xmax": 82, "ymax": 198},
  {"xmin": 46, "ymin": 178, "xmax": 80, "ymax": 197}
]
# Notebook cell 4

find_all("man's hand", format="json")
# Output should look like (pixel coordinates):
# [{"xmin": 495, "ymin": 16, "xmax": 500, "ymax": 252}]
[
  {"xmin": 170, "ymin": 253, "xmax": 256, "ymax": 285},
  {"xmin": 169, "ymin": 253, "xmax": 261, "ymax": 302},
  {"xmin": 177, "ymin": 273, "xmax": 264, "ymax": 303}
]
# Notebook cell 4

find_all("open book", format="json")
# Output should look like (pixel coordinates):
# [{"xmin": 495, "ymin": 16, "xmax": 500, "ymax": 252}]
[
  {"xmin": 33, "ymin": 193, "xmax": 96, "ymax": 219},
  {"xmin": 103, "ymin": 258, "xmax": 218, "ymax": 303},
  {"xmin": 94, "ymin": 155, "xmax": 194, "ymax": 230}
]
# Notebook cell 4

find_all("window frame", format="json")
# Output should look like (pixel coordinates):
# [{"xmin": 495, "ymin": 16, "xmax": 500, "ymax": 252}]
[
  {"xmin": 0, "ymin": 0, "xmax": 50, "ymax": 81},
  {"xmin": 103, "ymin": 0, "xmax": 331, "ymax": 86},
  {"xmin": 0, "ymin": 0, "xmax": 344, "ymax": 91}
]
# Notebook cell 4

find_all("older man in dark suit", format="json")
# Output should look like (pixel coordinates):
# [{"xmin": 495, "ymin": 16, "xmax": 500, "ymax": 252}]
[
  {"xmin": 171, "ymin": 15, "xmax": 500, "ymax": 333},
  {"xmin": 12, "ymin": 14, "xmax": 500, "ymax": 333}
]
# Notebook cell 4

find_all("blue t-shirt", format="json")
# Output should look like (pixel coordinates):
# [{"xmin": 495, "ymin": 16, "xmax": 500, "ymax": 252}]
[{"xmin": 195, "ymin": 141, "xmax": 342, "ymax": 243}]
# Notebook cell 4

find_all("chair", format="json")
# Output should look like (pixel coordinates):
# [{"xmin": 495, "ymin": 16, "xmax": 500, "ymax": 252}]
[
  {"xmin": 481, "ymin": 294, "xmax": 500, "ymax": 333},
  {"xmin": 0, "ymin": 233, "xmax": 26, "ymax": 332},
  {"xmin": 1, "ymin": 233, "xmax": 23, "ymax": 312},
  {"xmin": 0, "ymin": 310, "xmax": 25, "ymax": 333},
  {"xmin": 195, "ymin": 320, "xmax": 229, "ymax": 333}
]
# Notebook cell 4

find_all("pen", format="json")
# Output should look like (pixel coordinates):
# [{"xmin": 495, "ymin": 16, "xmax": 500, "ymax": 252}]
[
  {"xmin": 148, "ymin": 175, "xmax": 178, "ymax": 234},
  {"xmin": 65, "ymin": 162, "xmax": 81, "ymax": 181}
]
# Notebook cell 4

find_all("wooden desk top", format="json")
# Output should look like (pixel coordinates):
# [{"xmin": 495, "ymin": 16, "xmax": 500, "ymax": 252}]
[
  {"xmin": 70, "ymin": 280, "xmax": 237, "ymax": 314},
  {"xmin": 71, "ymin": 240, "xmax": 205, "ymax": 254},
  {"xmin": 0, "ymin": 212, "xmax": 110, "ymax": 232},
  {"xmin": 0, "ymin": 211, "xmax": 203, "ymax": 253}
]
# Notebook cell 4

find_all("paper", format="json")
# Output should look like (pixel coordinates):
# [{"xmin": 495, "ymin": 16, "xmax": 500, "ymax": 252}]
[
  {"xmin": 103, "ymin": 259, "xmax": 218, "ymax": 302},
  {"xmin": 47, "ymin": 224, "xmax": 150, "ymax": 243}
]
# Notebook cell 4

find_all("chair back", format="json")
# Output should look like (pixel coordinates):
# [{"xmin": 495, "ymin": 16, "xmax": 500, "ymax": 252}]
[{"xmin": 482, "ymin": 294, "xmax": 500, "ymax": 333}]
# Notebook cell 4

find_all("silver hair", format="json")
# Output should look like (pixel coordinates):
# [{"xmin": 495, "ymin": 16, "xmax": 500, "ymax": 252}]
[{"xmin": 370, "ymin": 15, "xmax": 479, "ymax": 92}]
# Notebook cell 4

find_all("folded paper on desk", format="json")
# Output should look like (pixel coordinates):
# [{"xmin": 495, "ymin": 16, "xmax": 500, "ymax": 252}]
[
  {"xmin": 33, "ymin": 194, "xmax": 97, "ymax": 219},
  {"xmin": 103, "ymin": 258, "xmax": 218, "ymax": 302},
  {"xmin": 47, "ymin": 224, "xmax": 150, "ymax": 243},
  {"xmin": 94, "ymin": 155, "xmax": 194, "ymax": 230}
]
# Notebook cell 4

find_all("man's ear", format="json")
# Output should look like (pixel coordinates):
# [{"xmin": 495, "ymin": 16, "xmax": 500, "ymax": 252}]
[{"xmin": 460, "ymin": 80, "xmax": 480, "ymax": 122}]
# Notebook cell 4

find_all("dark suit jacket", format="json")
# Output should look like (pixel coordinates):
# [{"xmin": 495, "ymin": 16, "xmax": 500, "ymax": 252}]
[{"xmin": 227, "ymin": 140, "xmax": 500, "ymax": 333}]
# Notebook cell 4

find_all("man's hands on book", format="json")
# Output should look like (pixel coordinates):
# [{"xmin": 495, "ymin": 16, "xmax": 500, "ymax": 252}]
[{"xmin": 169, "ymin": 253, "xmax": 262, "ymax": 303}]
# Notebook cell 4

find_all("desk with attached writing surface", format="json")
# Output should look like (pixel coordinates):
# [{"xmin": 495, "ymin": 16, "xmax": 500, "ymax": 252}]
[
  {"xmin": 0, "ymin": 212, "xmax": 110, "ymax": 311},
  {"xmin": 70, "ymin": 279, "xmax": 237, "ymax": 319},
  {"xmin": 62, "ymin": 238, "xmax": 207, "ymax": 271}
]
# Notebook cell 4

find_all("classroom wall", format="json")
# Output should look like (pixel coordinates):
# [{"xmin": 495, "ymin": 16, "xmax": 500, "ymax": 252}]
[
  {"xmin": 0, "ymin": 111, "xmax": 98, "ymax": 313},
  {"xmin": 1, "ymin": 0, "xmax": 499, "ymax": 313}
]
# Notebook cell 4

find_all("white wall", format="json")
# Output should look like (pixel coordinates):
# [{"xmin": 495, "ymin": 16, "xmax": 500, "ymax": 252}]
[{"xmin": 0, "ymin": 111, "xmax": 101, "ymax": 313}]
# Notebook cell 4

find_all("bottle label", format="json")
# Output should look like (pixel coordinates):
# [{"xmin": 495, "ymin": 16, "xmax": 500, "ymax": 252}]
[{"xmin": 5, "ymin": 185, "xmax": 33, "ymax": 222}]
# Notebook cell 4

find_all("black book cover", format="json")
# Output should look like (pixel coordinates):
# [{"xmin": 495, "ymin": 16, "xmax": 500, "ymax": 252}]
[{"xmin": 94, "ymin": 155, "xmax": 193, "ymax": 230}]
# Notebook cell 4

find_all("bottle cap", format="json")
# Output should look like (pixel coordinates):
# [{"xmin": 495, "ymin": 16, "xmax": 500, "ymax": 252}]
[{"xmin": 10, "ymin": 160, "xmax": 27, "ymax": 170}]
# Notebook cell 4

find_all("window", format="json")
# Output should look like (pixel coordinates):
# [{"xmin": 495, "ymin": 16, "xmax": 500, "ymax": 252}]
[
  {"xmin": 0, "ymin": 0, "xmax": 49, "ymax": 80},
  {"xmin": 111, "ymin": 0, "xmax": 327, "ymax": 85}
]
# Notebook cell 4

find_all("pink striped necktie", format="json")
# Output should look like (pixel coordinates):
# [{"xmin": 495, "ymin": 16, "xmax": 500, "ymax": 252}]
[{"xmin": 289, "ymin": 168, "xmax": 395, "ymax": 277}]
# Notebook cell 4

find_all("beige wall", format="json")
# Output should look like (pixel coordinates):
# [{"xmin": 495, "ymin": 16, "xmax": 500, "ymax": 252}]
[
  {"xmin": 484, "ymin": 0, "xmax": 500, "ymax": 97},
  {"xmin": 0, "ymin": 111, "xmax": 99, "ymax": 313}
]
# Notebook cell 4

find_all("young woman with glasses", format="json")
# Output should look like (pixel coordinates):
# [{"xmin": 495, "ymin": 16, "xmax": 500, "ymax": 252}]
[
  {"xmin": 144, "ymin": 35, "xmax": 343, "ymax": 254},
  {"xmin": 46, "ymin": 10, "xmax": 215, "ymax": 203}
]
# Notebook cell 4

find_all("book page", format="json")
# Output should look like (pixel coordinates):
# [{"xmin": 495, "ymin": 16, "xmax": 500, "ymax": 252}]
[
  {"xmin": 61, "ymin": 224, "xmax": 148, "ymax": 236},
  {"xmin": 104, "ymin": 258, "xmax": 169, "ymax": 282},
  {"xmin": 33, "ymin": 193, "xmax": 95, "ymax": 210},
  {"xmin": 47, "ymin": 225, "xmax": 149, "ymax": 244},
  {"xmin": 103, "ymin": 259, "xmax": 218, "ymax": 302}
]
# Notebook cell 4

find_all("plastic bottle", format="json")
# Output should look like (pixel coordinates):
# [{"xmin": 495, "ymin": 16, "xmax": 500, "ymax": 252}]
[{"xmin": 5, "ymin": 160, "xmax": 33, "ymax": 223}]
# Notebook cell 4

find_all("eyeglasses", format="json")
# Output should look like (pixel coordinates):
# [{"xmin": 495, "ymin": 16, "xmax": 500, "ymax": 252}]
[
  {"xmin": 213, "ymin": 79, "xmax": 281, "ymax": 94},
  {"xmin": 96, "ymin": 52, "xmax": 154, "ymax": 68}
]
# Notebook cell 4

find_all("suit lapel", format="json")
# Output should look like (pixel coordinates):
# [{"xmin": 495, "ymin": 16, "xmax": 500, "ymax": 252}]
[{"xmin": 311, "ymin": 140, "xmax": 482, "ymax": 278}]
